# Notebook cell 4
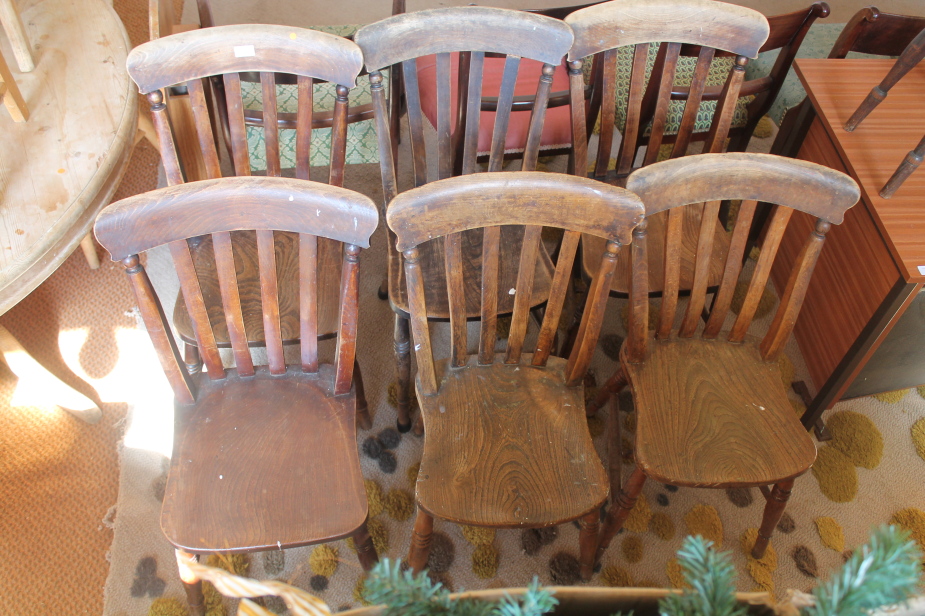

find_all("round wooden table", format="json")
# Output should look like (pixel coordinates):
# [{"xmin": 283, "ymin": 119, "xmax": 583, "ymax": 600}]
[{"xmin": 0, "ymin": 0, "xmax": 137, "ymax": 422}]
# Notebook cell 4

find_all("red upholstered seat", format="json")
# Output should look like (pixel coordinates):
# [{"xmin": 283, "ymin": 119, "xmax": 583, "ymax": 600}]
[{"xmin": 417, "ymin": 53, "xmax": 573, "ymax": 154}]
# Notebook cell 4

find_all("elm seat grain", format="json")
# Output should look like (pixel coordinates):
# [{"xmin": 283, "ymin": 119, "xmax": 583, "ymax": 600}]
[{"xmin": 587, "ymin": 152, "xmax": 858, "ymax": 565}]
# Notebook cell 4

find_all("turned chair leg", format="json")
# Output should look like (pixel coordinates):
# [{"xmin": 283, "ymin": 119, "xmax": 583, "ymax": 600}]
[
  {"xmin": 407, "ymin": 508, "xmax": 434, "ymax": 573},
  {"xmin": 596, "ymin": 466, "xmax": 647, "ymax": 564},
  {"xmin": 352, "ymin": 518, "xmax": 379, "ymax": 571},
  {"xmin": 394, "ymin": 315, "xmax": 413, "ymax": 433},
  {"xmin": 752, "ymin": 478, "xmax": 794, "ymax": 559},
  {"xmin": 577, "ymin": 510, "xmax": 600, "ymax": 581},
  {"xmin": 183, "ymin": 342, "xmax": 202, "ymax": 376},
  {"xmin": 176, "ymin": 550, "xmax": 205, "ymax": 616},
  {"xmin": 80, "ymin": 234, "xmax": 100, "ymax": 269},
  {"xmin": 587, "ymin": 367, "xmax": 627, "ymax": 417},
  {"xmin": 354, "ymin": 359, "xmax": 372, "ymax": 430}
]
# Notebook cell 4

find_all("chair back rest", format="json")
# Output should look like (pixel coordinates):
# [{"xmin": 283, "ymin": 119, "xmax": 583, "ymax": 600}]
[
  {"xmin": 355, "ymin": 6, "xmax": 574, "ymax": 199},
  {"xmin": 387, "ymin": 172, "xmax": 644, "ymax": 392},
  {"xmin": 94, "ymin": 177, "xmax": 378, "ymax": 403},
  {"xmin": 623, "ymin": 153, "xmax": 859, "ymax": 363},
  {"xmin": 565, "ymin": 0, "xmax": 769, "ymax": 181},
  {"xmin": 830, "ymin": 7, "xmax": 925, "ymax": 58},
  {"xmin": 127, "ymin": 25, "xmax": 364, "ymax": 184}
]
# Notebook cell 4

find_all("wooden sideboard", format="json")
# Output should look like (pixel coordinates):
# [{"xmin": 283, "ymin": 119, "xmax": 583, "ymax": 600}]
[{"xmin": 772, "ymin": 58, "xmax": 925, "ymax": 428}]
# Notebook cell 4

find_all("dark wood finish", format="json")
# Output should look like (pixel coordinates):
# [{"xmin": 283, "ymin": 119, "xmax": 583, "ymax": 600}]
[
  {"xmin": 592, "ymin": 153, "xmax": 857, "ymax": 564},
  {"xmin": 777, "ymin": 59, "xmax": 925, "ymax": 425},
  {"xmin": 844, "ymin": 28, "xmax": 925, "ymax": 131},
  {"xmin": 356, "ymin": 7, "xmax": 575, "ymax": 431},
  {"xmin": 566, "ymin": 0, "xmax": 769, "ymax": 297},
  {"xmin": 387, "ymin": 171, "xmax": 643, "ymax": 580},
  {"xmin": 94, "ymin": 178, "xmax": 378, "ymax": 566}
]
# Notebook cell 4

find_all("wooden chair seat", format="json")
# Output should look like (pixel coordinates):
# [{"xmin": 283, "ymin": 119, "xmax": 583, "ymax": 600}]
[
  {"xmin": 173, "ymin": 233, "xmax": 343, "ymax": 346},
  {"xmin": 161, "ymin": 365, "xmax": 366, "ymax": 553},
  {"xmin": 387, "ymin": 227, "xmax": 555, "ymax": 318},
  {"xmin": 624, "ymin": 334, "xmax": 816, "ymax": 487},
  {"xmin": 415, "ymin": 355, "xmax": 608, "ymax": 527},
  {"xmin": 581, "ymin": 207, "xmax": 729, "ymax": 294}
]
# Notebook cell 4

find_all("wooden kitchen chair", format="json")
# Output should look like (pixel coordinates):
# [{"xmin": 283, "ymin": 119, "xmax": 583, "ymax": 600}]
[
  {"xmin": 589, "ymin": 153, "xmax": 859, "ymax": 564},
  {"xmin": 355, "ymin": 7, "xmax": 574, "ymax": 432},
  {"xmin": 127, "ymin": 25, "xmax": 375, "ymax": 426},
  {"xmin": 387, "ymin": 171, "xmax": 644, "ymax": 581},
  {"xmin": 94, "ymin": 176, "xmax": 380, "ymax": 614},
  {"xmin": 564, "ymin": 0, "xmax": 769, "ymax": 298}
]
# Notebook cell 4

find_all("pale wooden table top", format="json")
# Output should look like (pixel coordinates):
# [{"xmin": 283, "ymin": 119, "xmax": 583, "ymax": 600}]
[{"xmin": 0, "ymin": 0, "xmax": 136, "ymax": 314}]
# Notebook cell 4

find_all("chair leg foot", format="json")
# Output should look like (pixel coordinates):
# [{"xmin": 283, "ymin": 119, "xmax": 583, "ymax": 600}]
[
  {"xmin": 353, "ymin": 519, "xmax": 379, "ymax": 571},
  {"xmin": 394, "ymin": 316, "xmax": 413, "ymax": 432},
  {"xmin": 752, "ymin": 479, "xmax": 794, "ymax": 559},
  {"xmin": 577, "ymin": 510, "xmax": 600, "ymax": 581},
  {"xmin": 184, "ymin": 343, "xmax": 202, "ymax": 376},
  {"xmin": 377, "ymin": 278, "xmax": 389, "ymax": 301},
  {"xmin": 407, "ymin": 508, "xmax": 434, "ymax": 573},
  {"xmin": 596, "ymin": 467, "xmax": 647, "ymax": 565},
  {"xmin": 354, "ymin": 359, "xmax": 372, "ymax": 431},
  {"xmin": 587, "ymin": 367, "xmax": 627, "ymax": 417}
]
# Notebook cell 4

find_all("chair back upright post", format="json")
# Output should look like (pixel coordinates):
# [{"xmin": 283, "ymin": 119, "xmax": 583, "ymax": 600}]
[
  {"xmin": 565, "ymin": 0, "xmax": 770, "ymax": 184},
  {"xmin": 622, "ymin": 153, "xmax": 860, "ymax": 363},
  {"xmin": 93, "ymin": 177, "xmax": 379, "ymax": 396}
]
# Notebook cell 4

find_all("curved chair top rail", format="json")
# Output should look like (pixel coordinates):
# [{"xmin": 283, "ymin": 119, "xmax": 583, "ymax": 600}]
[
  {"xmin": 126, "ymin": 24, "xmax": 364, "ymax": 94},
  {"xmin": 354, "ymin": 6, "xmax": 574, "ymax": 71},
  {"xmin": 95, "ymin": 177, "xmax": 379, "ymax": 260},
  {"xmin": 566, "ymin": 0, "xmax": 769, "ymax": 61},
  {"xmin": 387, "ymin": 172, "xmax": 644, "ymax": 252},
  {"xmin": 626, "ymin": 153, "xmax": 860, "ymax": 224}
]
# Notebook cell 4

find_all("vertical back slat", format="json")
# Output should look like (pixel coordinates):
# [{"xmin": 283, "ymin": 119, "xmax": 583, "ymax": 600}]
[
  {"xmin": 186, "ymin": 78, "xmax": 222, "ymax": 179},
  {"xmin": 122, "ymin": 256, "xmax": 195, "ymax": 404},
  {"xmin": 505, "ymin": 225, "xmax": 542, "ymax": 364},
  {"xmin": 402, "ymin": 59, "xmax": 428, "ymax": 187},
  {"xmin": 444, "ymin": 232, "xmax": 468, "ymax": 367},
  {"xmin": 703, "ymin": 56, "xmax": 747, "ymax": 154},
  {"xmin": 760, "ymin": 219, "xmax": 830, "ymax": 360},
  {"xmin": 299, "ymin": 233, "xmax": 319, "ymax": 373},
  {"xmin": 334, "ymin": 244, "xmax": 361, "ymax": 395},
  {"xmin": 369, "ymin": 71, "xmax": 399, "ymax": 203},
  {"xmin": 329, "ymin": 85, "xmax": 349, "ymax": 187},
  {"xmin": 260, "ymin": 72, "xmax": 282, "ymax": 177},
  {"xmin": 569, "ymin": 60, "xmax": 589, "ymax": 175},
  {"xmin": 566, "ymin": 240, "xmax": 620, "ymax": 385},
  {"xmin": 169, "ymin": 240, "xmax": 225, "ymax": 379},
  {"xmin": 729, "ymin": 205, "xmax": 793, "ymax": 342},
  {"xmin": 295, "ymin": 75, "xmax": 313, "ymax": 180},
  {"xmin": 147, "ymin": 92, "xmax": 184, "ymax": 185},
  {"xmin": 594, "ymin": 49, "xmax": 618, "ymax": 178},
  {"xmin": 679, "ymin": 199, "xmax": 721, "ymax": 337},
  {"xmin": 532, "ymin": 229, "xmax": 580, "ymax": 367},
  {"xmin": 703, "ymin": 199, "xmax": 757, "ymax": 338},
  {"xmin": 520, "ymin": 63, "xmax": 555, "ymax": 171},
  {"xmin": 487, "ymin": 55, "xmax": 521, "ymax": 172},
  {"xmin": 478, "ymin": 226, "xmax": 501, "ymax": 365},
  {"xmin": 460, "ymin": 52, "xmax": 485, "ymax": 175},
  {"xmin": 211, "ymin": 232, "xmax": 255, "ymax": 375},
  {"xmin": 222, "ymin": 73, "xmax": 252, "ymax": 176},
  {"xmin": 614, "ymin": 44, "xmax": 649, "ymax": 176},
  {"xmin": 669, "ymin": 46, "xmax": 714, "ymax": 158},
  {"xmin": 626, "ymin": 222, "xmax": 649, "ymax": 362},
  {"xmin": 403, "ymin": 248, "xmax": 438, "ymax": 394},
  {"xmin": 435, "ymin": 52, "xmax": 453, "ymax": 180},
  {"xmin": 642, "ymin": 43, "xmax": 681, "ymax": 167},
  {"xmin": 257, "ymin": 230, "xmax": 285, "ymax": 374},
  {"xmin": 657, "ymin": 208, "xmax": 684, "ymax": 339}
]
